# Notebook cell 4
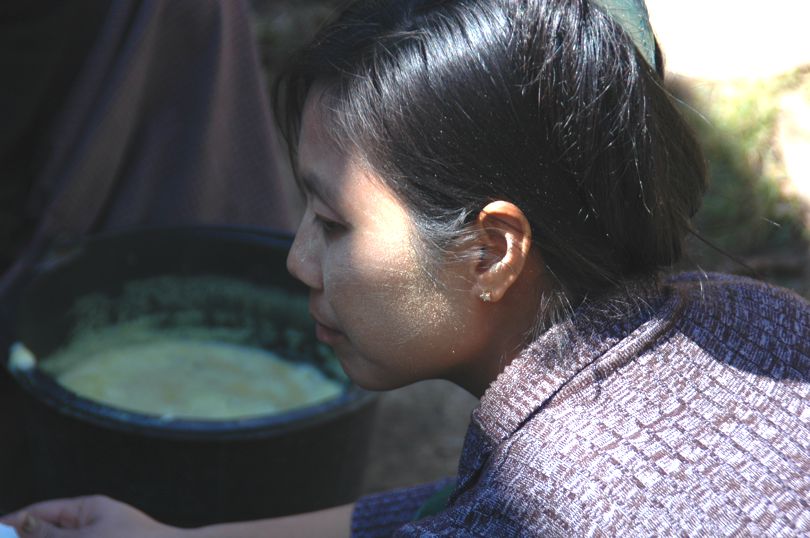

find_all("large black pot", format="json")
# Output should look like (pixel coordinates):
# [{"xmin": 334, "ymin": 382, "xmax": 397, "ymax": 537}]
[{"xmin": 0, "ymin": 227, "xmax": 377, "ymax": 527}]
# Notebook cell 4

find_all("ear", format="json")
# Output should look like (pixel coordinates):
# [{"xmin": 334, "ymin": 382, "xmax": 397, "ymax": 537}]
[{"xmin": 473, "ymin": 201, "xmax": 534, "ymax": 303}]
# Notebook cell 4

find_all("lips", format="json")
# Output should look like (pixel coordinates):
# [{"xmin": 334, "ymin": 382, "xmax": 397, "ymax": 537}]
[
  {"xmin": 315, "ymin": 322, "xmax": 344, "ymax": 345},
  {"xmin": 309, "ymin": 305, "xmax": 344, "ymax": 345}
]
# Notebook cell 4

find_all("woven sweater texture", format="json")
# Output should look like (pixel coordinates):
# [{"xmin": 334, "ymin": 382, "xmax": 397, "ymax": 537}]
[{"xmin": 351, "ymin": 273, "xmax": 810, "ymax": 536}]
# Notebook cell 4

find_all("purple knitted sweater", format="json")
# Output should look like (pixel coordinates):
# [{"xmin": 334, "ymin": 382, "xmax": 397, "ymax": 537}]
[{"xmin": 352, "ymin": 273, "xmax": 810, "ymax": 536}]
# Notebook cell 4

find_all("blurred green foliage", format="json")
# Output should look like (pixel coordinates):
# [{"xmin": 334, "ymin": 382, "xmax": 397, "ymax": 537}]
[
  {"xmin": 674, "ymin": 68, "xmax": 809, "ymax": 294},
  {"xmin": 250, "ymin": 0, "xmax": 343, "ymax": 81},
  {"xmin": 684, "ymin": 71, "xmax": 808, "ymax": 248}
]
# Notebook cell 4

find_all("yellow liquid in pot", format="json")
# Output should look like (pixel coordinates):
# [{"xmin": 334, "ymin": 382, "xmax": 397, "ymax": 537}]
[{"xmin": 42, "ymin": 337, "xmax": 344, "ymax": 420}]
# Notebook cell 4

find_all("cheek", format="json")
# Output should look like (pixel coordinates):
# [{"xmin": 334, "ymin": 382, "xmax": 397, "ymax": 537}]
[
  {"xmin": 324, "ymin": 236, "xmax": 464, "ymax": 367},
  {"xmin": 324, "ymin": 235, "xmax": 429, "ymax": 329}
]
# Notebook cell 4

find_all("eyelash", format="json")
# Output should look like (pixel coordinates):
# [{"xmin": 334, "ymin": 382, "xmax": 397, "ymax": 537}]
[{"xmin": 314, "ymin": 213, "xmax": 344, "ymax": 236}]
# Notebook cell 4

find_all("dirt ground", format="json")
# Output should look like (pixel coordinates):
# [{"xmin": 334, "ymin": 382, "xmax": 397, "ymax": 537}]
[{"xmin": 361, "ymin": 381, "xmax": 478, "ymax": 494}]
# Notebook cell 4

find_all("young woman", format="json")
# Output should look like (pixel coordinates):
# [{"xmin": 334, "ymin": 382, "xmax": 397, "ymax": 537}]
[{"xmin": 3, "ymin": 0, "xmax": 808, "ymax": 536}]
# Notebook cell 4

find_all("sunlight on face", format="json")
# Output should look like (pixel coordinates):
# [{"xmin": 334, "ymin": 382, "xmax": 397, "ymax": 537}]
[{"xmin": 286, "ymin": 95, "xmax": 489, "ymax": 391}]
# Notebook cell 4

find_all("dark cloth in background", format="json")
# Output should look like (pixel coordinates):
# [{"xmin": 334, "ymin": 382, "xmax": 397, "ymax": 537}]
[
  {"xmin": 0, "ymin": 0, "xmax": 298, "ymax": 295},
  {"xmin": 0, "ymin": 0, "xmax": 298, "ymax": 512},
  {"xmin": 0, "ymin": 1, "xmax": 110, "ymax": 273}
]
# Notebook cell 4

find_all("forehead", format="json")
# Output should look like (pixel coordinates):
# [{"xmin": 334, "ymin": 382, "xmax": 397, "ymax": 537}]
[
  {"xmin": 296, "ymin": 94, "xmax": 410, "ymax": 221},
  {"xmin": 298, "ymin": 92, "xmax": 334, "ymax": 157},
  {"xmin": 296, "ymin": 94, "xmax": 353, "ymax": 200}
]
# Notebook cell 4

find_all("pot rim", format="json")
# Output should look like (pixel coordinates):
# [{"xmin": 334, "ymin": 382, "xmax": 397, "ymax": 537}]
[
  {"xmin": 3, "ymin": 225, "xmax": 379, "ymax": 441},
  {"xmin": 9, "ymin": 363, "xmax": 376, "ymax": 440}
]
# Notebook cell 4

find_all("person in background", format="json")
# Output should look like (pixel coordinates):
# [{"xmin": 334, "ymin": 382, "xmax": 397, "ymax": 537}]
[
  {"xmin": 0, "ymin": 0, "xmax": 298, "ymax": 292},
  {"xmin": 3, "ymin": 0, "xmax": 809, "ymax": 536},
  {"xmin": 0, "ymin": 0, "xmax": 298, "ymax": 514}
]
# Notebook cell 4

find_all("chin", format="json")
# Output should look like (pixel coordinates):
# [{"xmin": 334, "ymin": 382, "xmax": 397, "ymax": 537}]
[
  {"xmin": 342, "ymin": 365, "xmax": 408, "ymax": 392},
  {"xmin": 351, "ymin": 376, "xmax": 414, "ymax": 392},
  {"xmin": 336, "ymin": 353, "xmax": 414, "ymax": 392}
]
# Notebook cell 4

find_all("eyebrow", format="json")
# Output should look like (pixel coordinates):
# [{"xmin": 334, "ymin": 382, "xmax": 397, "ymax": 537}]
[
  {"xmin": 298, "ymin": 170, "xmax": 324, "ymax": 198},
  {"xmin": 297, "ymin": 170, "xmax": 339, "ymax": 207}
]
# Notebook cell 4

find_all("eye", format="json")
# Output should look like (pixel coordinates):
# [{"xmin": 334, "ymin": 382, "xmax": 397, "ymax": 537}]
[{"xmin": 314, "ymin": 213, "xmax": 345, "ymax": 236}]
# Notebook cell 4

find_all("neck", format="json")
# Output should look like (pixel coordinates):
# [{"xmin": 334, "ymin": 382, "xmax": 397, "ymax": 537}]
[{"xmin": 450, "ymin": 256, "xmax": 548, "ymax": 398}]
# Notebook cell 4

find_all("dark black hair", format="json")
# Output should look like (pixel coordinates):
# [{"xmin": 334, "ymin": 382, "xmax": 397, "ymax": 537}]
[{"xmin": 273, "ymin": 0, "xmax": 706, "ymax": 303}]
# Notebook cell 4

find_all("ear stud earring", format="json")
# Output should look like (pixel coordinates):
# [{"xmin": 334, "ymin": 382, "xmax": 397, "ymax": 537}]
[{"xmin": 480, "ymin": 290, "xmax": 492, "ymax": 303}]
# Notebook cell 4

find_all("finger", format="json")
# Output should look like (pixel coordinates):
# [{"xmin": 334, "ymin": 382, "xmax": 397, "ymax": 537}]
[
  {"xmin": 16, "ymin": 513, "xmax": 71, "ymax": 538},
  {"xmin": 0, "ymin": 512, "xmax": 25, "ymax": 530},
  {"xmin": 0, "ymin": 498, "xmax": 91, "ymax": 530}
]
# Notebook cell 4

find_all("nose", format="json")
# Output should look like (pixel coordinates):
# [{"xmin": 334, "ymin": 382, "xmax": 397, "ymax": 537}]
[{"xmin": 286, "ymin": 215, "xmax": 323, "ymax": 290}]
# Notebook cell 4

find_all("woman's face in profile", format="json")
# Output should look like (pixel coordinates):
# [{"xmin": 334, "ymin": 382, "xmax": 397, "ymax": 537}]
[{"xmin": 286, "ymin": 97, "xmax": 493, "ymax": 391}]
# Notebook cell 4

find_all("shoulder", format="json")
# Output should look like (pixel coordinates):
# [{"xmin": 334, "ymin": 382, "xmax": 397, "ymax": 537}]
[
  {"xmin": 667, "ymin": 271, "xmax": 809, "ymax": 323},
  {"xmin": 411, "ymin": 274, "xmax": 810, "ymax": 536},
  {"xmin": 664, "ymin": 272, "xmax": 809, "ymax": 379}
]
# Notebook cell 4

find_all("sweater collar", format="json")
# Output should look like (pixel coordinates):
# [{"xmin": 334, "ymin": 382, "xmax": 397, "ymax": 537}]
[{"xmin": 472, "ymin": 277, "xmax": 682, "ymax": 446}]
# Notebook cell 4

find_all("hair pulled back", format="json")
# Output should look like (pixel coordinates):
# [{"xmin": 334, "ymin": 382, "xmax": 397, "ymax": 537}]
[{"xmin": 274, "ymin": 0, "xmax": 706, "ymax": 302}]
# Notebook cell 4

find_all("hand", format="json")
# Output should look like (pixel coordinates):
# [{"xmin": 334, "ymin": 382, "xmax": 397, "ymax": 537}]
[{"xmin": 0, "ymin": 496, "xmax": 184, "ymax": 538}]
